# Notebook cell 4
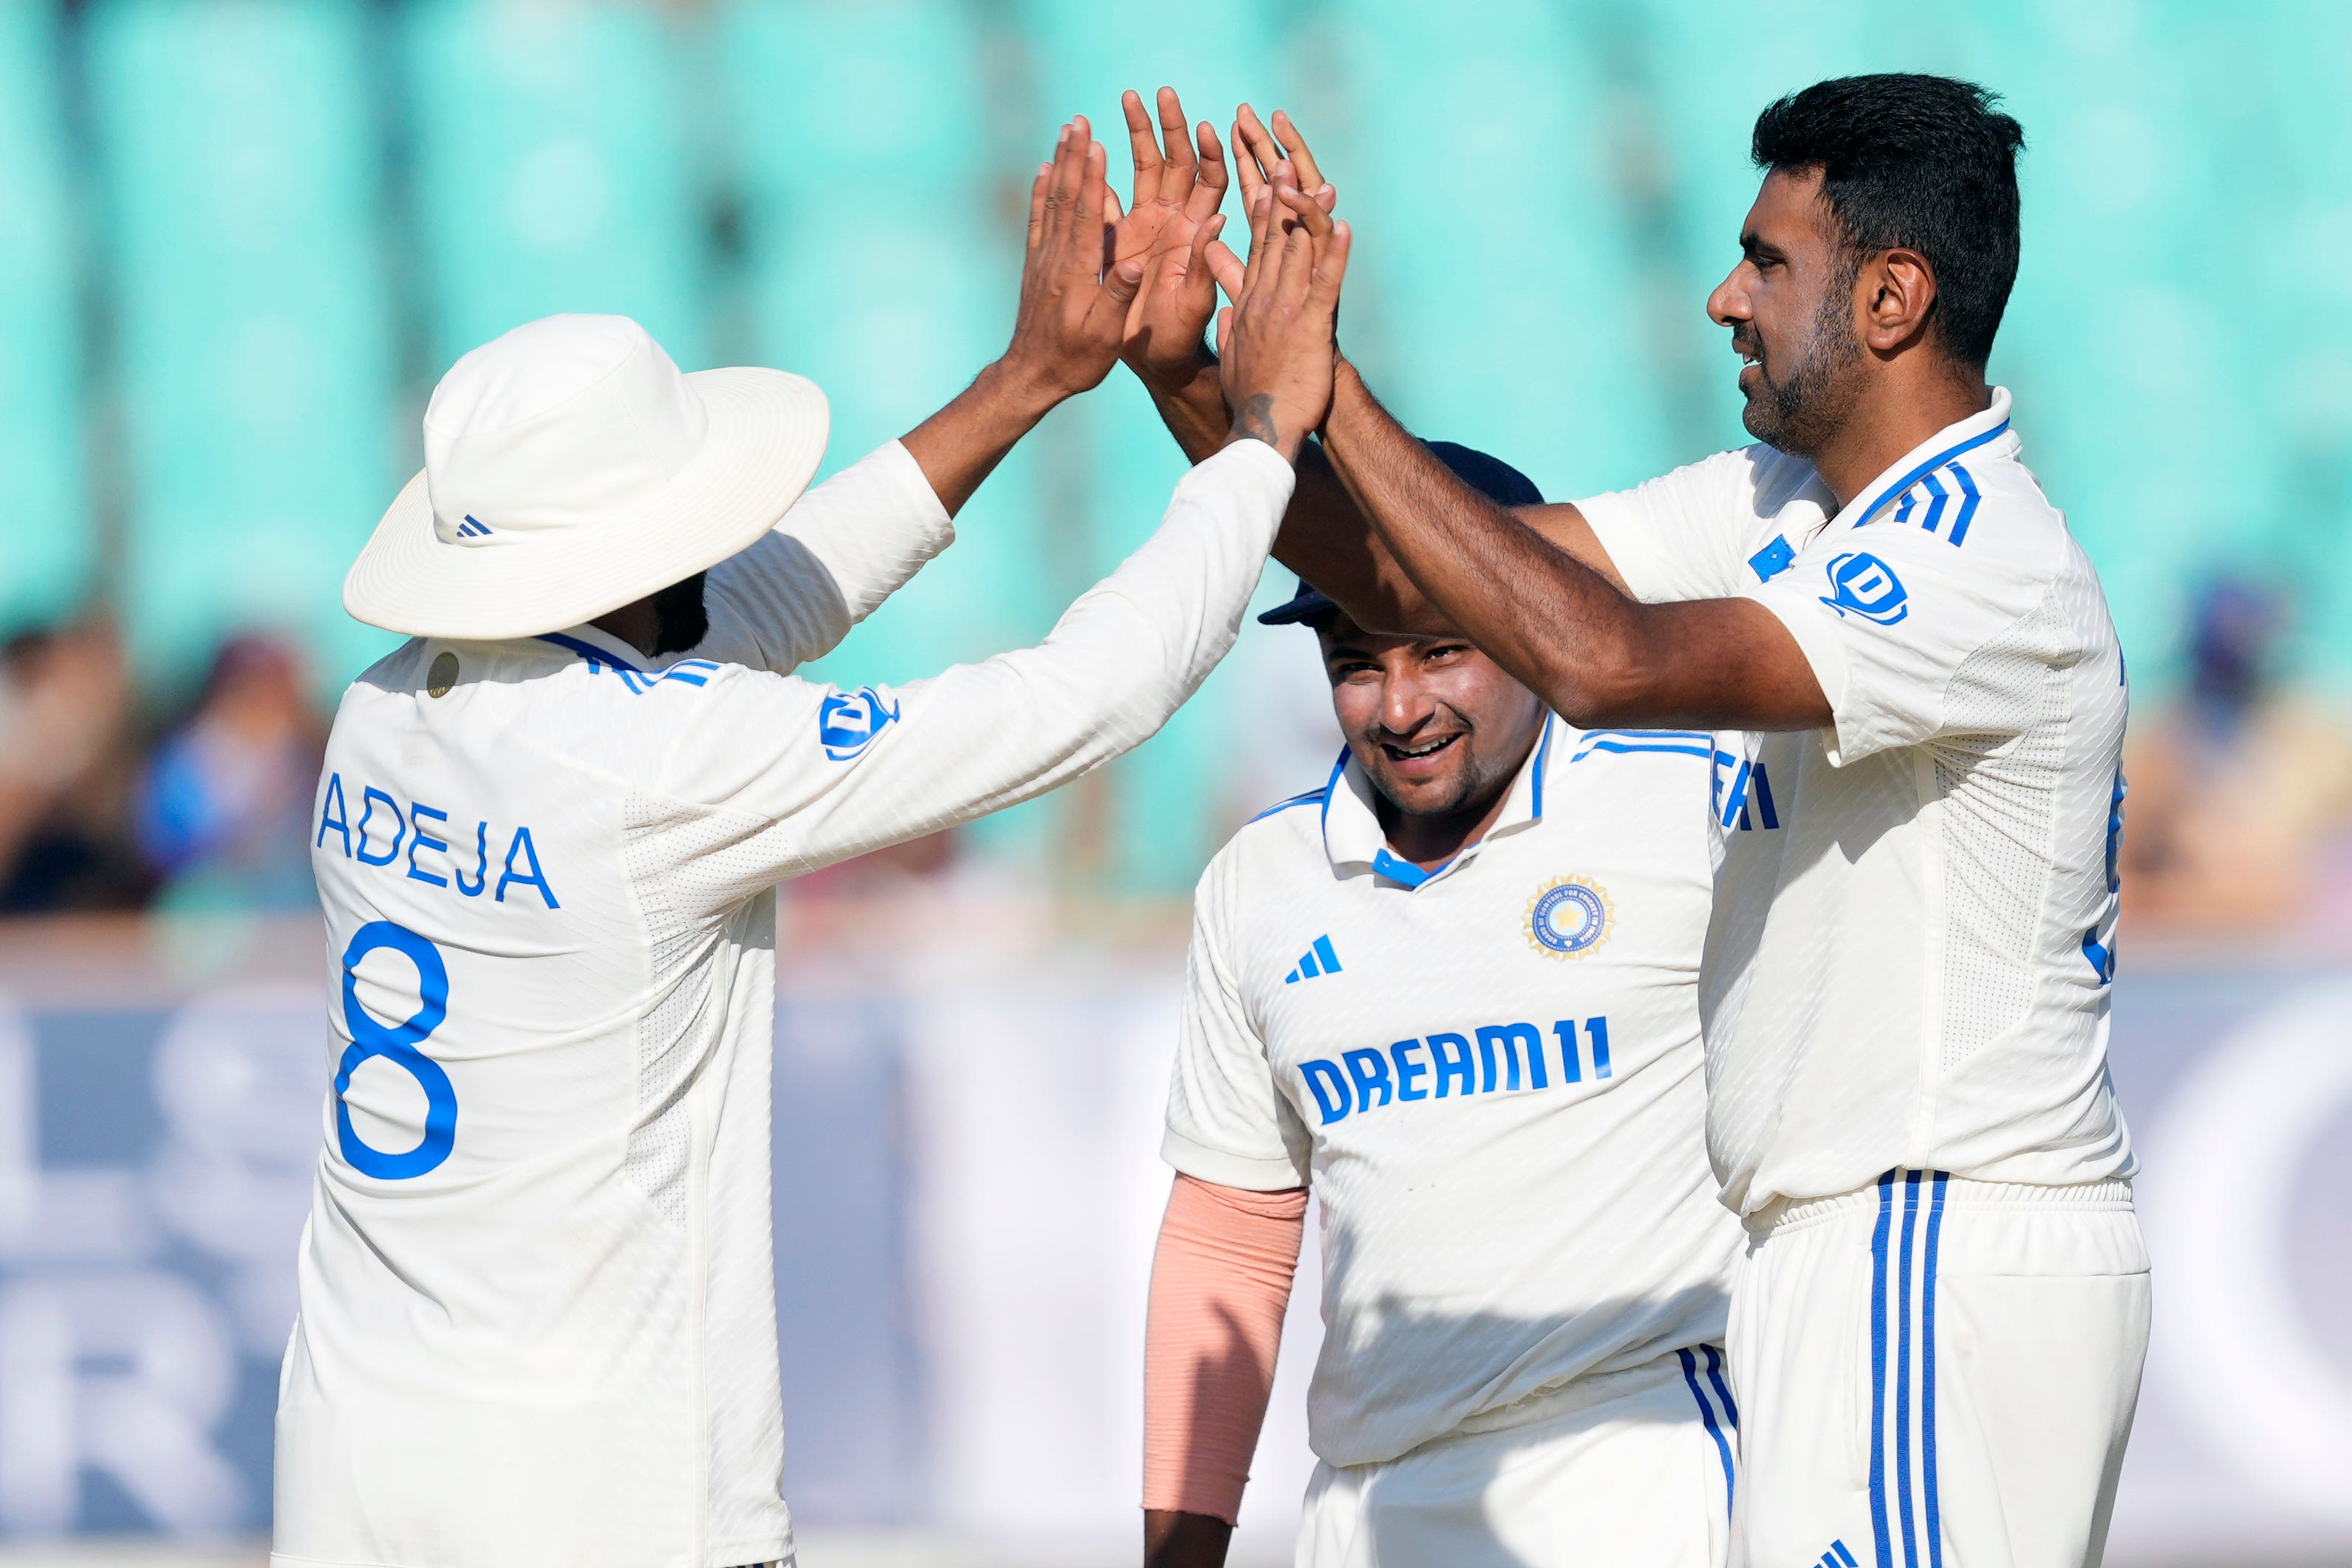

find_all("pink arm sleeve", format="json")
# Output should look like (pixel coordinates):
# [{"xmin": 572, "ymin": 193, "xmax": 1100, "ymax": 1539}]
[{"xmin": 1142, "ymin": 1173, "xmax": 1309, "ymax": 1524}]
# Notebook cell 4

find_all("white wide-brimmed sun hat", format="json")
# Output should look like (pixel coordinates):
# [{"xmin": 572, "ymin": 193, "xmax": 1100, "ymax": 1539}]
[{"xmin": 344, "ymin": 313, "xmax": 829, "ymax": 641}]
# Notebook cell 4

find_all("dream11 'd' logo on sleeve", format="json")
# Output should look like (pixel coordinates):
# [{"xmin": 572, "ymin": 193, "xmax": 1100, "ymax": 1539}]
[
  {"xmin": 1819, "ymin": 551, "xmax": 1909, "ymax": 625},
  {"xmin": 818, "ymin": 687, "xmax": 901, "ymax": 762}
]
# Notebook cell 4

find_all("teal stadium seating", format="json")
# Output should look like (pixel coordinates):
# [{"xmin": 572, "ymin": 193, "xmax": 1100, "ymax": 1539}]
[
  {"xmin": 85, "ymin": 0, "xmax": 400, "ymax": 693},
  {"xmin": 0, "ymin": 5, "xmax": 89, "ymax": 639},
  {"xmin": 11, "ymin": 0, "xmax": 2348, "ymax": 887}
]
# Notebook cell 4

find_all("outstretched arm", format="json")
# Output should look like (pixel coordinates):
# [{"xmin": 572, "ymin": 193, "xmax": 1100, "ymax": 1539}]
[
  {"xmin": 1118, "ymin": 104, "xmax": 1627, "ymax": 638},
  {"xmin": 663, "ymin": 169, "xmax": 1357, "ymax": 893},
  {"xmin": 1318, "ymin": 364, "xmax": 1830, "ymax": 728},
  {"xmin": 901, "ymin": 117, "xmax": 1145, "ymax": 512},
  {"xmin": 704, "ymin": 118, "xmax": 1144, "ymax": 674}
]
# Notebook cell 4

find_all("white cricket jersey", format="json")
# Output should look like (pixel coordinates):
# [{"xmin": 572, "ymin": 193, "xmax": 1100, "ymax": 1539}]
[
  {"xmin": 1163, "ymin": 716, "xmax": 1745, "ymax": 1468},
  {"xmin": 1576, "ymin": 387, "xmax": 2134, "ymax": 1217},
  {"xmin": 279, "ymin": 437, "xmax": 1294, "ymax": 1568}
]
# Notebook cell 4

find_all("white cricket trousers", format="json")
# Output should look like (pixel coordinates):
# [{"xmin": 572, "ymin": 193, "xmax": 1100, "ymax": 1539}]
[
  {"xmin": 1729, "ymin": 1172, "xmax": 2149, "ymax": 1568},
  {"xmin": 1295, "ymin": 1350, "xmax": 1737, "ymax": 1568}
]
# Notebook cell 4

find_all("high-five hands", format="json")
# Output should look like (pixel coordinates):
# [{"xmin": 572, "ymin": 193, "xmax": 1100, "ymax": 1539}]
[
  {"xmin": 902, "ymin": 117, "xmax": 1144, "ymax": 516},
  {"xmin": 1216, "ymin": 161, "xmax": 1351, "ymax": 465},
  {"xmin": 999, "ymin": 117, "xmax": 1148, "ymax": 403},
  {"xmin": 1113, "ymin": 93, "xmax": 1339, "ymax": 401},
  {"xmin": 1111, "ymin": 89, "xmax": 1231, "ymax": 392}
]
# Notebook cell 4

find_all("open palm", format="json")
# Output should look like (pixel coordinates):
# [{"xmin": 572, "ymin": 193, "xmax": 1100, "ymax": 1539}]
[{"xmin": 1111, "ymin": 88, "xmax": 1231, "ymax": 386}]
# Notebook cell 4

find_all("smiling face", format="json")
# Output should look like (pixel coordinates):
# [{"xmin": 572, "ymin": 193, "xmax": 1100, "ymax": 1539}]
[
  {"xmin": 1317, "ymin": 614, "xmax": 1547, "ymax": 830},
  {"xmin": 1707, "ymin": 166, "xmax": 1867, "ymax": 457}
]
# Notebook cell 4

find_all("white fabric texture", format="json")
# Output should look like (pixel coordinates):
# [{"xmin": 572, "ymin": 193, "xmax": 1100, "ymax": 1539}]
[
  {"xmin": 1164, "ymin": 716, "xmax": 1744, "ymax": 1467},
  {"xmin": 1575, "ymin": 389, "xmax": 2135, "ymax": 1216},
  {"xmin": 277, "ymin": 438, "xmax": 1294, "ymax": 1568},
  {"xmin": 1294, "ymin": 1352, "xmax": 1733, "ymax": 1568},
  {"xmin": 1725, "ymin": 1174, "xmax": 2148, "ymax": 1568}
]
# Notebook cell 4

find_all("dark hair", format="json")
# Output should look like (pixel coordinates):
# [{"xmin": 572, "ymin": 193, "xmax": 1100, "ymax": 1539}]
[{"xmin": 1751, "ymin": 74, "xmax": 2025, "ymax": 367}]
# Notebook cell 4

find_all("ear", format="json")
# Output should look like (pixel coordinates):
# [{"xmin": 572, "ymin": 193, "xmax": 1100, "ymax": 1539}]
[{"xmin": 1859, "ymin": 247, "xmax": 1938, "ymax": 355}]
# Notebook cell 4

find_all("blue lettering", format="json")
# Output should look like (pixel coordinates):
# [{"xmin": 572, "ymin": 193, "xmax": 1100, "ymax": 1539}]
[
  {"xmin": 1430, "ymin": 1033, "xmax": 1474, "ymax": 1097},
  {"xmin": 494, "ymin": 826, "xmax": 560, "ymax": 909},
  {"xmin": 406, "ymin": 804, "xmax": 451, "ymax": 887},
  {"xmin": 1391, "ymin": 1039, "xmax": 1429, "ymax": 1101},
  {"xmin": 316, "ymin": 772, "xmax": 352, "ymax": 856},
  {"xmin": 454, "ymin": 821, "xmax": 488, "ymax": 898},
  {"xmin": 1342, "ymin": 1047, "xmax": 1393, "ymax": 1112},
  {"xmin": 1587, "ymin": 1016, "xmax": 1612, "ymax": 1080},
  {"xmin": 1554, "ymin": 1020, "xmax": 1582, "ymax": 1083},
  {"xmin": 1749, "ymin": 762, "xmax": 1780, "ymax": 830},
  {"xmin": 1300, "ymin": 1059, "xmax": 1351, "ymax": 1125},
  {"xmin": 355, "ymin": 787, "xmax": 406, "ymax": 867},
  {"xmin": 1477, "ymin": 1023, "xmax": 1542, "ymax": 1092}
]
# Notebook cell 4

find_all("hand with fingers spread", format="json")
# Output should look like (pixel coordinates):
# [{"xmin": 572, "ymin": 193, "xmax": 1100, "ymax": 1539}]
[
  {"xmin": 1112, "ymin": 86, "xmax": 1233, "ymax": 395},
  {"xmin": 1217, "ymin": 165, "xmax": 1352, "ymax": 465},
  {"xmin": 901, "ymin": 117, "xmax": 1145, "ymax": 514},
  {"xmin": 1000, "ymin": 116, "xmax": 1148, "ymax": 404}
]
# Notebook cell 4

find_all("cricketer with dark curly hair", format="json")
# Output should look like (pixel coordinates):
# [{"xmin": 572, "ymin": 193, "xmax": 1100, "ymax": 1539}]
[{"xmin": 1158, "ymin": 72, "xmax": 2146, "ymax": 1568}]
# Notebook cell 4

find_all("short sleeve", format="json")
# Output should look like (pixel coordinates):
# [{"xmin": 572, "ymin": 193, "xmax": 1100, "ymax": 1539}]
[
  {"xmin": 1162, "ymin": 858, "xmax": 1312, "ymax": 1191},
  {"xmin": 1575, "ymin": 449, "xmax": 1760, "ymax": 604},
  {"xmin": 1741, "ymin": 501, "xmax": 2071, "ymax": 766}
]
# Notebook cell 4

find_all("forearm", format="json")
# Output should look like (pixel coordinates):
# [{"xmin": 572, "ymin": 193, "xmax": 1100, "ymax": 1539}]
[
  {"xmin": 1139, "ymin": 347, "xmax": 1232, "ymax": 466},
  {"xmin": 1319, "ymin": 366, "xmax": 1654, "ymax": 715},
  {"xmin": 1142, "ymin": 1175, "xmax": 1306, "ymax": 1528},
  {"xmin": 775, "ymin": 441, "xmax": 1294, "ymax": 873},
  {"xmin": 900, "ymin": 358, "xmax": 1064, "ymax": 517},
  {"xmin": 1140, "ymin": 356, "xmax": 1432, "ymax": 632}
]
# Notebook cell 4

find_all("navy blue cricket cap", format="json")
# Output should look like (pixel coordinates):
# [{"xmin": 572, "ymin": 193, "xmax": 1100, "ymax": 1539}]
[{"xmin": 1257, "ymin": 440, "xmax": 1544, "ymax": 626}]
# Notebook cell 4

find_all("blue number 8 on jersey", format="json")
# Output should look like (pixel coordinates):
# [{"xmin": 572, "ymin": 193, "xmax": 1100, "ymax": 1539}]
[{"xmin": 336, "ymin": 920, "xmax": 458, "ymax": 1179}]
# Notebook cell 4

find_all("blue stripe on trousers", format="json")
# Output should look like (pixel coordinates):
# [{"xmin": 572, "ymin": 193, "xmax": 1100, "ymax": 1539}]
[
  {"xmin": 1922, "ymin": 1173, "xmax": 1949, "ymax": 1568},
  {"xmin": 1897, "ymin": 1172, "xmax": 1923, "ymax": 1568},
  {"xmin": 1869, "ymin": 1173, "xmax": 1895, "ymax": 1568},
  {"xmin": 1678, "ymin": 1346, "xmax": 1737, "ymax": 1517}
]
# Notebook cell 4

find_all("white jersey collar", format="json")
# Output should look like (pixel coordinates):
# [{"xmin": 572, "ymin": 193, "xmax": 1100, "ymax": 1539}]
[
  {"xmin": 1322, "ymin": 713, "xmax": 1558, "ymax": 889},
  {"xmin": 1836, "ymin": 384, "xmax": 2019, "ymax": 531}
]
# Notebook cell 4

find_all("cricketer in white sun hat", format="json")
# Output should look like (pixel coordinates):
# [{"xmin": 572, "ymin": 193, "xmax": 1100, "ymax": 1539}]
[{"xmin": 344, "ymin": 312, "xmax": 830, "ymax": 641}]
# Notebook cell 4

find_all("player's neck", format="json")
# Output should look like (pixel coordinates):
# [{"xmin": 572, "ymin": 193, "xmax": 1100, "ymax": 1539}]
[
  {"xmin": 1814, "ymin": 361, "xmax": 1991, "ymax": 508},
  {"xmin": 592, "ymin": 597, "xmax": 662, "ymax": 657},
  {"xmin": 1376, "ymin": 749, "xmax": 1534, "ymax": 871}
]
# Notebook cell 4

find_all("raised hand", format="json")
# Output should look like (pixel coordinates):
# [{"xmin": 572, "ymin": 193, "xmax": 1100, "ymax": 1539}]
[
  {"xmin": 901, "ymin": 118, "xmax": 1144, "ymax": 515},
  {"xmin": 1000, "ymin": 117, "xmax": 1147, "ymax": 403},
  {"xmin": 1229, "ymin": 105, "xmax": 1332, "ymax": 221},
  {"xmin": 1217, "ymin": 167, "xmax": 1351, "ymax": 464},
  {"xmin": 1112, "ymin": 87, "xmax": 1232, "ymax": 393}
]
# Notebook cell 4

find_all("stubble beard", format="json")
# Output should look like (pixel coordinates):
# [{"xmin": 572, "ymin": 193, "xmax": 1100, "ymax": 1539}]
[{"xmin": 1740, "ymin": 274, "xmax": 1866, "ymax": 459}]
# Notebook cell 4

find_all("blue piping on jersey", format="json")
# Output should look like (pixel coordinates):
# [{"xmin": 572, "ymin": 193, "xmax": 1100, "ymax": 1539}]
[
  {"xmin": 1853, "ymin": 420, "xmax": 2009, "ymax": 529},
  {"xmin": 537, "ymin": 631, "xmax": 641, "ymax": 672},
  {"xmin": 1246, "ymin": 788, "xmax": 1330, "ymax": 825},
  {"xmin": 1528, "ymin": 713, "xmax": 1556, "ymax": 818}
]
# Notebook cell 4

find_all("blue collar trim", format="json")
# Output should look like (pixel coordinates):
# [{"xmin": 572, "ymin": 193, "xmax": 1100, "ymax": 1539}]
[
  {"xmin": 538, "ymin": 631, "xmax": 642, "ymax": 673},
  {"xmin": 1528, "ymin": 712, "xmax": 1556, "ymax": 819},
  {"xmin": 1850, "ymin": 420, "xmax": 2009, "ymax": 530},
  {"xmin": 1372, "ymin": 847, "xmax": 1446, "ymax": 887}
]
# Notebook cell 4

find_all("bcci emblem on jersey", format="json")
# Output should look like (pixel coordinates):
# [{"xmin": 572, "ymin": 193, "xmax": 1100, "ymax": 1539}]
[{"xmin": 1526, "ymin": 875, "xmax": 1613, "ymax": 958}]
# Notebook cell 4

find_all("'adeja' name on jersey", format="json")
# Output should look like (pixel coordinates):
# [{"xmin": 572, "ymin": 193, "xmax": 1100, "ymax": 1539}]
[
  {"xmin": 1299, "ymin": 1016, "xmax": 1614, "ymax": 1125},
  {"xmin": 314, "ymin": 773, "xmax": 560, "ymax": 909}
]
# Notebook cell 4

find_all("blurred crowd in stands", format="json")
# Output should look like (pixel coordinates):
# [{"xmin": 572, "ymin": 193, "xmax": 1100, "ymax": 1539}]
[
  {"xmin": 4, "ymin": 578, "xmax": 2351, "ymax": 943},
  {"xmin": 0, "ymin": 622, "xmax": 322, "ymax": 917}
]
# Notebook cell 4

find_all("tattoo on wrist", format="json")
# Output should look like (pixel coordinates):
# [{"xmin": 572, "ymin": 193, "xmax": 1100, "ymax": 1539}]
[{"xmin": 1235, "ymin": 392, "xmax": 1280, "ymax": 447}]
